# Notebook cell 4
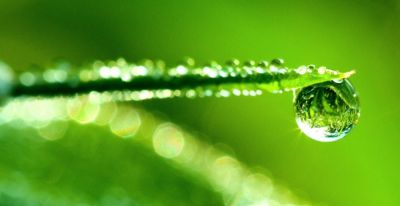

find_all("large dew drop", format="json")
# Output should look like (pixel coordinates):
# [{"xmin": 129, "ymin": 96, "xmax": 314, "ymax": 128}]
[{"xmin": 294, "ymin": 79, "xmax": 360, "ymax": 142}]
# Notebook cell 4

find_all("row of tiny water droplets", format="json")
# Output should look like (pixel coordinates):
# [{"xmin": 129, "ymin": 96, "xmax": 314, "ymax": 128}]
[{"xmin": 15, "ymin": 58, "xmax": 300, "ymax": 101}]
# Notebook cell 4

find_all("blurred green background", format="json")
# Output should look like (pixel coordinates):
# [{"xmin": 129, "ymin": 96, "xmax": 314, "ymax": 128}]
[{"xmin": 0, "ymin": 0, "xmax": 399, "ymax": 205}]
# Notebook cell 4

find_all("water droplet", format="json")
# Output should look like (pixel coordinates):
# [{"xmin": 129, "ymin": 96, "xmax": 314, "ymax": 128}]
[
  {"xmin": 184, "ymin": 89, "xmax": 197, "ymax": 98},
  {"xmin": 226, "ymin": 59, "xmax": 240, "ymax": 67},
  {"xmin": 181, "ymin": 57, "xmax": 195, "ymax": 67},
  {"xmin": 271, "ymin": 58, "xmax": 284, "ymax": 66},
  {"xmin": 294, "ymin": 79, "xmax": 360, "ymax": 142},
  {"xmin": 307, "ymin": 64, "xmax": 316, "ymax": 70},
  {"xmin": 258, "ymin": 60, "xmax": 269, "ymax": 68},
  {"xmin": 19, "ymin": 72, "xmax": 36, "ymax": 86},
  {"xmin": 243, "ymin": 60, "xmax": 256, "ymax": 67},
  {"xmin": 0, "ymin": 61, "xmax": 14, "ymax": 104},
  {"xmin": 217, "ymin": 67, "xmax": 230, "ymax": 78}
]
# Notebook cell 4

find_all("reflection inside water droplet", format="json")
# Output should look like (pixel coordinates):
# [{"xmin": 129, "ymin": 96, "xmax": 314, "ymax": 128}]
[{"xmin": 294, "ymin": 79, "xmax": 360, "ymax": 142}]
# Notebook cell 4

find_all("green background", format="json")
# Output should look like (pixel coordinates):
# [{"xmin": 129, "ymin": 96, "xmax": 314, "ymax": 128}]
[{"xmin": 0, "ymin": 0, "xmax": 399, "ymax": 205}]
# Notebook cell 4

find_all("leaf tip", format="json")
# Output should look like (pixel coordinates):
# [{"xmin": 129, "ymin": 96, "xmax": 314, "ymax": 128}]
[{"xmin": 343, "ymin": 70, "xmax": 356, "ymax": 78}]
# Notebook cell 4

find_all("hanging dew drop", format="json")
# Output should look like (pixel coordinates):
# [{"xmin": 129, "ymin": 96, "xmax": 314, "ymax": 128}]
[{"xmin": 294, "ymin": 79, "xmax": 360, "ymax": 142}]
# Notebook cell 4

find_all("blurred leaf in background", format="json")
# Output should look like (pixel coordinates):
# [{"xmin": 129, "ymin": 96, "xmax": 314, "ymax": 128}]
[{"xmin": 0, "ymin": 0, "xmax": 400, "ymax": 205}]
